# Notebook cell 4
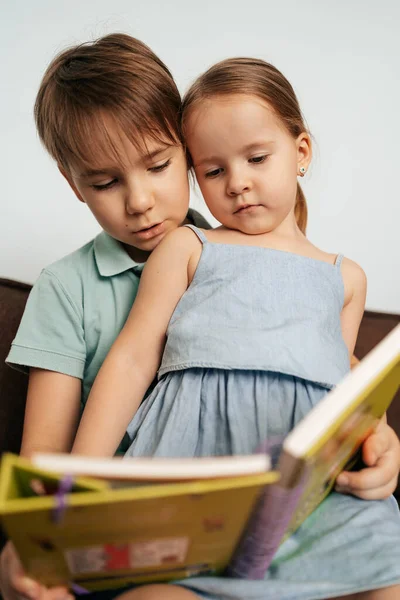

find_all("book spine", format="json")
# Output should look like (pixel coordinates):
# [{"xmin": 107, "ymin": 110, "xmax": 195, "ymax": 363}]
[{"xmin": 226, "ymin": 479, "xmax": 305, "ymax": 579}]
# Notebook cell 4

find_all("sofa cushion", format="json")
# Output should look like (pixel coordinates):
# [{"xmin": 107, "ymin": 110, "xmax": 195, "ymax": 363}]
[
  {"xmin": 0, "ymin": 278, "xmax": 32, "ymax": 550},
  {"xmin": 0, "ymin": 279, "xmax": 31, "ymax": 454}
]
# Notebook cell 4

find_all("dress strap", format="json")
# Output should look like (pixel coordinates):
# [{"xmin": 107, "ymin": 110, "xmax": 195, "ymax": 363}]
[
  {"xmin": 184, "ymin": 224, "xmax": 208, "ymax": 244},
  {"xmin": 334, "ymin": 253, "xmax": 344, "ymax": 268}
]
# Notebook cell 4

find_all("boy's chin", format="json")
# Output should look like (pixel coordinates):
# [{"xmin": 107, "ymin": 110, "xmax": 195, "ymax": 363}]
[{"xmin": 122, "ymin": 233, "xmax": 166, "ymax": 262}]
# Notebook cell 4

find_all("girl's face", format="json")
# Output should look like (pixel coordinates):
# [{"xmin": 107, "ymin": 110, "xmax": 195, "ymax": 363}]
[
  {"xmin": 63, "ymin": 123, "xmax": 190, "ymax": 262},
  {"xmin": 185, "ymin": 94, "xmax": 311, "ymax": 236}
]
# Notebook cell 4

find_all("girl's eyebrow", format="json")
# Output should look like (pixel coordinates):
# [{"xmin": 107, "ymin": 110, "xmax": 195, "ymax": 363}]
[{"xmin": 194, "ymin": 141, "xmax": 275, "ymax": 168}]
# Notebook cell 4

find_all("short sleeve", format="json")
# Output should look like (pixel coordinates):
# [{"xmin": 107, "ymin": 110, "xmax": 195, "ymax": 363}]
[{"xmin": 6, "ymin": 269, "xmax": 86, "ymax": 379}]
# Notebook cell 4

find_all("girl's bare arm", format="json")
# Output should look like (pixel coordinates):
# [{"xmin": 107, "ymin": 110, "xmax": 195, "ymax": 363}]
[
  {"xmin": 72, "ymin": 228, "xmax": 197, "ymax": 457},
  {"xmin": 339, "ymin": 258, "xmax": 367, "ymax": 358}
]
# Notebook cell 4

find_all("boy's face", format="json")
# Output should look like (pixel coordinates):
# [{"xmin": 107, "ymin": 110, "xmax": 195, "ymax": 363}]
[{"xmin": 63, "ymin": 129, "xmax": 190, "ymax": 262}]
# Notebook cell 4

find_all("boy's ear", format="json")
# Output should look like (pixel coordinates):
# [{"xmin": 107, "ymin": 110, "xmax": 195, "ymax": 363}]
[
  {"xmin": 296, "ymin": 132, "xmax": 312, "ymax": 170},
  {"xmin": 58, "ymin": 165, "xmax": 85, "ymax": 203}
]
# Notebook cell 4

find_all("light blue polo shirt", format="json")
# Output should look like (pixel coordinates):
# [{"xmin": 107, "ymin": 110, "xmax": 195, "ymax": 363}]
[{"xmin": 6, "ymin": 209, "xmax": 210, "ymax": 452}]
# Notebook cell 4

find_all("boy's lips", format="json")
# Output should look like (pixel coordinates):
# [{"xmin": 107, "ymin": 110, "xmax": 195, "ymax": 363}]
[{"xmin": 133, "ymin": 221, "xmax": 165, "ymax": 240}]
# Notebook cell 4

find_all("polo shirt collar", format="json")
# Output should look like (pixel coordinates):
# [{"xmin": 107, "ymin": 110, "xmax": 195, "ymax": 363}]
[
  {"xmin": 93, "ymin": 210, "xmax": 210, "ymax": 278},
  {"xmin": 94, "ymin": 231, "xmax": 144, "ymax": 277}
]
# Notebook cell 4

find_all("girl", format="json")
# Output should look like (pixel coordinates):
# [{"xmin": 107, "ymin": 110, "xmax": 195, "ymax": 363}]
[{"xmin": 73, "ymin": 58, "xmax": 400, "ymax": 599}]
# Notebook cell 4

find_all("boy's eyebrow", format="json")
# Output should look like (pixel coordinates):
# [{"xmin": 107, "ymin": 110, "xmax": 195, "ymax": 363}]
[
  {"xmin": 78, "ymin": 146, "xmax": 172, "ymax": 178},
  {"xmin": 143, "ymin": 146, "xmax": 171, "ymax": 161},
  {"xmin": 194, "ymin": 141, "xmax": 275, "ymax": 167},
  {"xmin": 79, "ymin": 169, "xmax": 110, "ymax": 178}
]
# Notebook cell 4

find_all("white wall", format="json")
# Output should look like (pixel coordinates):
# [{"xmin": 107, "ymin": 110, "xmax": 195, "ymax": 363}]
[{"xmin": 2, "ymin": 0, "xmax": 399, "ymax": 312}]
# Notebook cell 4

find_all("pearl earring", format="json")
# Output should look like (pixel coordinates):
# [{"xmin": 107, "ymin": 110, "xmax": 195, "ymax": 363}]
[{"xmin": 299, "ymin": 166, "xmax": 306, "ymax": 177}]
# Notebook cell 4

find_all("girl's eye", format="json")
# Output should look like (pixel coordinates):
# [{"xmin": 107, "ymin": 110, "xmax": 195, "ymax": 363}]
[
  {"xmin": 205, "ymin": 168, "xmax": 223, "ymax": 179},
  {"xmin": 249, "ymin": 155, "xmax": 267, "ymax": 164},
  {"xmin": 91, "ymin": 178, "xmax": 118, "ymax": 191},
  {"xmin": 148, "ymin": 159, "xmax": 171, "ymax": 173}
]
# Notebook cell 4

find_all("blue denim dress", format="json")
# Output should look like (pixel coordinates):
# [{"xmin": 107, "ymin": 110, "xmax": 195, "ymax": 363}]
[{"xmin": 124, "ymin": 225, "xmax": 400, "ymax": 599}]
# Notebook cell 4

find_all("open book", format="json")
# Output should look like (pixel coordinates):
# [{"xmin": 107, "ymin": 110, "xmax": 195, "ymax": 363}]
[
  {"xmin": 228, "ymin": 323, "xmax": 400, "ymax": 577},
  {"xmin": 0, "ymin": 324, "xmax": 399, "ymax": 589},
  {"xmin": 0, "ymin": 453, "xmax": 276, "ymax": 590}
]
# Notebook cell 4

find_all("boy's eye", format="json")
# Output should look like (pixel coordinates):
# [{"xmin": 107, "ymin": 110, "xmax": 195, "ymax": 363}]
[
  {"xmin": 91, "ymin": 178, "xmax": 118, "ymax": 191},
  {"xmin": 249, "ymin": 155, "xmax": 267, "ymax": 164},
  {"xmin": 205, "ymin": 168, "xmax": 223, "ymax": 179},
  {"xmin": 148, "ymin": 159, "xmax": 171, "ymax": 173}
]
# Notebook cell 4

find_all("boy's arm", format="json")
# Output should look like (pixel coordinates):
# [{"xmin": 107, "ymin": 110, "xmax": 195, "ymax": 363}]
[
  {"xmin": 0, "ymin": 541, "xmax": 72, "ymax": 600},
  {"xmin": 336, "ymin": 407, "xmax": 400, "ymax": 499},
  {"xmin": 20, "ymin": 368, "xmax": 81, "ymax": 457},
  {"xmin": 72, "ymin": 228, "xmax": 196, "ymax": 458},
  {"xmin": 0, "ymin": 369, "xmax": 80, "ymax": 600}
]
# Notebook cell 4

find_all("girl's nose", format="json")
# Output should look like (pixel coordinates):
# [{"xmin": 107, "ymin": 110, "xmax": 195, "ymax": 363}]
[{"xmin": 226, "ymin": 170, "xmax": 251, "ymax": 197}]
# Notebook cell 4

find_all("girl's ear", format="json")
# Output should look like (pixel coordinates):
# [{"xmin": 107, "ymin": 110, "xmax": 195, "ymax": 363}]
[
  {"xmin": 58, "ymin": 165, "xmax": 86, "ymax": 203},
  {"xmin": 296, "ymin": 132, "xmax": 312, "ymax": 172}
]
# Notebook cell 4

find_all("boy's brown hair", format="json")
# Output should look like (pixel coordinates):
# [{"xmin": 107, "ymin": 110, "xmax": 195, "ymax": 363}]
[
  {"xmin": 35, "ymin": 33, "xmax": 182, "ymax": 172},
  {"xmin": 181, "ymin": 57, "xmax": 310, "ymax": 234}
]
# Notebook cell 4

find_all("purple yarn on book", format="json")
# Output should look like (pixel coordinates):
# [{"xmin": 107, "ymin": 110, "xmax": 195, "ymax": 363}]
[
  {"xmin": 52, "ymin": 474, "xmax": 74, "ymax": 523},
  {"xmin": 70, "ymin": 583, "xmax": 90, "ymax": 594}
]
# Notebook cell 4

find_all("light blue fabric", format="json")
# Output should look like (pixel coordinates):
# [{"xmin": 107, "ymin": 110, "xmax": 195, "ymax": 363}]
[
  {"xmin": 125, "ymin": 225, "xmax": 400, "ymax": 598},
  {"xmin": 159, "ymin": 227, "xmax": 349, "ymax": 388}
]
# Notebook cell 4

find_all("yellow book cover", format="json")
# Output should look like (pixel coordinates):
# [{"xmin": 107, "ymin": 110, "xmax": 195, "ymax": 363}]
[{"xmin": 0, "ymin": 453, "xmax": 277, "ymax": 590}]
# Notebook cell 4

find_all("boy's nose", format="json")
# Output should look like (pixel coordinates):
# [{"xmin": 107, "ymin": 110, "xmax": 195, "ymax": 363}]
[{"xmin": 125, "ymin": 186, "xmax": 155, "ymax": 215}]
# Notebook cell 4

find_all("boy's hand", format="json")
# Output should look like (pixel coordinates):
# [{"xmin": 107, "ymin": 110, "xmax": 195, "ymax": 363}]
[
  {"xmin": 335, "ymin": 419, "xmax": 400, "ymax": 500},
  {"xmin": 0, "ymin": 541, "xmax": 72, "ymax": 600}
]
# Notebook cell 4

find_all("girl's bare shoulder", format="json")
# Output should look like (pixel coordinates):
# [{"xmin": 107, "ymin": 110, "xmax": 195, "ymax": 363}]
[
  {"xmin": 153, "ymin": 225, "xmax": 203, "ymax": 257},
  {"xmin": 340, "ymin": 257, "xmax": 367, "ymax": 304},
  {"xmin": 310, "ymin": 241, "xmax": 366, "ymax": 303}
]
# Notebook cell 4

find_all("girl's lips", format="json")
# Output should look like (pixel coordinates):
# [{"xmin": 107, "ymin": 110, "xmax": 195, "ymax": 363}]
[
  {"xmin": 235, "ymin": 204, "xmax": 262, "ymax": 214},
  {"xmin": 134, "ymin": 222, "xmax": 165, "ymax": 240}
]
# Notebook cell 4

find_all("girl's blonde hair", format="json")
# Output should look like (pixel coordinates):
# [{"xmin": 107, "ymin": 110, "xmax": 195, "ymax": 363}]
[
  {"xmin": 181, "ymin": 57, "xmax": 309, "ymax": 233},
  {"xmin": 35, "ymin": 34, "xmax": 183, "ymax": 173}
]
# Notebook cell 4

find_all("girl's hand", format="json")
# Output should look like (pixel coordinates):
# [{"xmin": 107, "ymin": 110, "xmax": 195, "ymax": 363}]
[
  {"xmin": 0, "ymin": 541, "xmax": 72, "ymax": 600},
  {"xmin": 335, "ymin": 419, "xmax": 400, "ymax": 500}
]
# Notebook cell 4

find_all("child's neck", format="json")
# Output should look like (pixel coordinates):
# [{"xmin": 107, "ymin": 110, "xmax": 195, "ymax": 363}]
[
  {"xmin": 216, "ymin": 221, "xmax": 306, "ymax": 248},
  {"xmin": 123, "ymin": 243, "xmax": 151, "ymax": 264}
]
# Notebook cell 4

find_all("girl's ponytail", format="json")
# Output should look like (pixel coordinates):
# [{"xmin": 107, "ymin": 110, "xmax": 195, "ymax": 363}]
[{"xmin": 295, "ymin": 183, "xmax": 307, "ymax": 234}]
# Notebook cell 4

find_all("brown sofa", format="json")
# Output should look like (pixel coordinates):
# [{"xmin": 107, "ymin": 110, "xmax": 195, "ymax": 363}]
[{"xmin": 0, "ymin": 277, "xmax": 399, "ymax": 547}]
